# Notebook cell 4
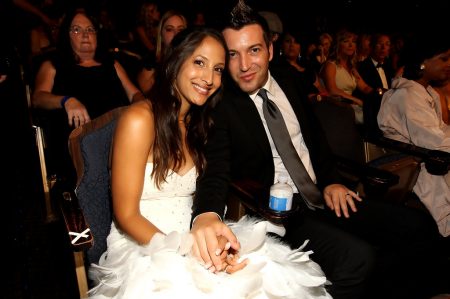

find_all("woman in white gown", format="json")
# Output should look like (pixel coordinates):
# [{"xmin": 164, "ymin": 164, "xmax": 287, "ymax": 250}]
[{"xmin": 88, "ymin": 27, "xmax": 332, "ymax": 299}]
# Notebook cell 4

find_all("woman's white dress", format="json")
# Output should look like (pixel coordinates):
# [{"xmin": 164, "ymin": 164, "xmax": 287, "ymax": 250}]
[{"xmin": 88, "ymin": 163, "xmax": 332, "ymax": 298}]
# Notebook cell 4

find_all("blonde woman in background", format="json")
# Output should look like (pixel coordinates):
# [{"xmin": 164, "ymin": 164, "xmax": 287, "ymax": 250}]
[
  {"xmin": 137, "ymin": 10, "xmax": 187, "ymax": 94},
  {"xmin": 320, "ymin": 29, "xmax": 373, "ymax": 124}
]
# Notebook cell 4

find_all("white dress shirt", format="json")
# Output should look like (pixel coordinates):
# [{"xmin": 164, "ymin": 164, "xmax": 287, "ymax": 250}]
[
  {"xmin": 372, "ymin": 58, "xmax": 389, "ymax": 89},
  {"xmin": 249, "ymin": 72, "xmax": 317, "ymax": 193}
]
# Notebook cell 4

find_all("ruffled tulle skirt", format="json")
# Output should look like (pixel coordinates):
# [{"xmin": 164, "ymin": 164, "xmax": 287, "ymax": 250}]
[{"xmin": 88, "ymin": 216, "xmax": 332, "ymax": 299}]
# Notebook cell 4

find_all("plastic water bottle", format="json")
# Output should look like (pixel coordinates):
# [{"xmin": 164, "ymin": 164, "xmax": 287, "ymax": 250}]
[{"xmin": 269, "ymin": 173, "xmax": 293, "ymax": 211}]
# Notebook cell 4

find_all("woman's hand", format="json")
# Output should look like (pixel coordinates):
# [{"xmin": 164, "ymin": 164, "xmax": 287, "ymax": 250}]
[
  {"xmin": 216, "ymin": 235, "xmax": 248, "ymax": 274},
  {"xmin": 63, "ymin": 97, "xmax": 91, "ymax": 127}
]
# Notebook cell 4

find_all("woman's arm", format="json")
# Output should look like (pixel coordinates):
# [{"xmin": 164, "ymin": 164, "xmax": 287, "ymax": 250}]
[
  {"xmin": 353, "ymin": 68, "xmax": 374, "ymax": 95},
  {"xmin": 32, "ymin": 60, "xmax": 61, "ymax": 109},
  {"xmin": 111, "ymin": 101, "xmax": 160, "ymax": 244},
  {"xmin": 135, "ymin": 25, "xmax": 155, "ymax": 52},
  {"xmin": 137, "ymin": 68, "xmax": 156, "ymax": 95},
  {"xmin": 114, "ymin": 60, "xmax": 142, "ymax": 102},
  {"xmin": 32, "ymin": 60, "xmax": 90, "ymax": 127},
  {"xmin": 13, "ymin": 0, "xmax": 55, "ymax": 26}
]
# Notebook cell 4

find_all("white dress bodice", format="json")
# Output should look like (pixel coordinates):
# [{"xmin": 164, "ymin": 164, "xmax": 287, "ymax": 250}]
[{"xmin": 140, "ymin": 163, "xmax": 197, "ymax": 234}]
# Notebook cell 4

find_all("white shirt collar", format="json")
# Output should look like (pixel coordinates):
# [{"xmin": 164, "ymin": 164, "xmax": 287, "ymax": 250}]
[{"xmin": 249, "ymin": 71, "xmax": 275, "ymax": 100}]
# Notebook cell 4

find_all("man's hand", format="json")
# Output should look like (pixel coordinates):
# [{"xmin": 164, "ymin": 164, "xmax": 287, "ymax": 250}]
[
  {"xmin": 190, "ymin": 212, "xmax": 246, "ymax": 273},
  {"xmin": 323, "ymin": 184, "xmax": 362, "ymax": 218}
]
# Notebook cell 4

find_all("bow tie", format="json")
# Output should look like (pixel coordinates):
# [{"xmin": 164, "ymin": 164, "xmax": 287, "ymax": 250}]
[{"xmin": 376, "ymin": 63, "xmax": 383, "ymax": 68}]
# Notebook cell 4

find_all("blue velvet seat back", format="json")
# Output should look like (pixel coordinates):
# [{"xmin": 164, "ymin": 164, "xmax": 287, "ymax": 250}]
[{"xmin": 75, "ymin": 119, "xmax": 117, "ymax": 264}]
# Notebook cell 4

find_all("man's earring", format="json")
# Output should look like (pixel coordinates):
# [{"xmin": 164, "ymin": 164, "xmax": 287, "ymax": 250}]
[{"xmin": 420, "ymin": 64, "xmax": 426, "ymax": 70}]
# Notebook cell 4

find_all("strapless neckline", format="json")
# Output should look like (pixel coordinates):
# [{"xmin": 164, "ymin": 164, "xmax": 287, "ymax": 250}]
[{"xmin": 146, "ymin": 162, "xmax": 196, "ymax": 178}]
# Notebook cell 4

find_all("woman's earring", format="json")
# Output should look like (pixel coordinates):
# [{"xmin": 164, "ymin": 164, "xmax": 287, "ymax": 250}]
[{"xmin": 420, "ymin": 64, "xmax": 426, "ymax": 70}]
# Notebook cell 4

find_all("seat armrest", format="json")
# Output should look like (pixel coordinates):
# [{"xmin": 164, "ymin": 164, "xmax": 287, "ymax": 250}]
[
  {"xmin": 335, "ymin": 156, "xmax": 399, "ymax": 193},
  {"xmin": 370, "ymin": 136, "xmax": 450, "ymax": 175},
  {"xmin": 424, "ymin": 150, "xmax": 450, "ymax": 175},
  {"xmin": 230, "ymin": 180, "xmax": 301, "ymax": 225},
  {"xmin": 55, "ymin": 183, "xmax": 93, "ymax": 252}
]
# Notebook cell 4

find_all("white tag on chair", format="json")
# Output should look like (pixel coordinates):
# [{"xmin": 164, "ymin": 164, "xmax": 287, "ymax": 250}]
[{"xmin": 69, "ymin": 228, "xmax": 91, "ymax": 244}]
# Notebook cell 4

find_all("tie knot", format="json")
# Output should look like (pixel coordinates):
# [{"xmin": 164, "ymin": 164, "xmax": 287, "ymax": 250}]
[{"xmin": 258, "ymin": 88, "xmax": 269, "ymax": 101}]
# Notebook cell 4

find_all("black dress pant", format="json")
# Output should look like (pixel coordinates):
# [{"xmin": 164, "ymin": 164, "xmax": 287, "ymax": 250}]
[{"xmin": 283, "ymin": 195, "xmax": 449, "ymax": 299}]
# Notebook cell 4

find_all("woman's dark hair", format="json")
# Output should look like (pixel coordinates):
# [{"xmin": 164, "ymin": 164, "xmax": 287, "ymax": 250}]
[
  {"xmin": 148, "ymin": 27, "xmax": 228, "ymax": 188},
  {"xmin": 402, "ymin": 32, "xmax": 450, "ymax": 80},
  {"xmin": 53, "ymin": 8, "xmax": 110, "ymax": 67}
]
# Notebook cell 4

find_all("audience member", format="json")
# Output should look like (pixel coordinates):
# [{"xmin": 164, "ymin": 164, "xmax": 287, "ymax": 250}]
[
  {"xmin": 31, "ymin": 9, "xmax": 142, "ymax": 185},
  {"xmin": 356, "ymin": 33, "xmax": 395, "ymax": 138},
  {"xmin": 134, "ymin": 0, "xmax": 160, "ymax": 55},
  {"xmin": 389, "ymin": 32, "xmax": 406, "ymax": 74},
  {"xmin": 378, "ymin": 32, "xmax": 450, "ymax": 239},
  {"xmin": 276, "ymin": 28, "xmax": 327, "ymax": 100},
  {"xmin": 191, "ymin": 8, "xmax": 206, "ymax": 27},
  {"xmin": 258, "ymin": 10, "xmax": 283, "ymax": 62},
  {"xmin": 13, "ymin": 0, "xmax": 59, "ymax": 28},
  {"xmin": 29, "ymin": 0, "xmax": 63, "ymax": 58},
  {"xmin": 137, "ymin": 9, "xmax": 187, "ymax": 94},
  {"xmin": 88, "ymin": 26, "xmax": 331, "ymax": 299},
  {"xmin": 315, "ymin": 32, "xmax": 332, "ymax": 66},
  {"xmin": 191, "ymin": 1, "xmax": 450, "ymax": 298},
  {"xmin": 320, "ymin": 29, "xmax": 373, "ymax": 124},
  {"xmin": 28, "ymin": 0, "xmax": 64, "ymax": 83},
  {"xmin": 356, "ymin": 33, "xmax": 371, "ymax": 62}
]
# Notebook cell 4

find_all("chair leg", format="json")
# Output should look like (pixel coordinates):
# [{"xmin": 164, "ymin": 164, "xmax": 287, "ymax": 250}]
[
  {"xmin": 74, "ymin": 251, "xmax": 89, "ymax": 298},
  {"xmin": 34, "ymin": 126, "xmax": 58, "ymax": 222}
]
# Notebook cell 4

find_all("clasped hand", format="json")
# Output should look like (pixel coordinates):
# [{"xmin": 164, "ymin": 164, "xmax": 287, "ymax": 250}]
[
  {"xmin": 141, "ymin": 228, "xmax": 247, "ymax": 275},
  {"xmin": 190, "ymin": 213, "xmax": 248, "ymax": 274}
]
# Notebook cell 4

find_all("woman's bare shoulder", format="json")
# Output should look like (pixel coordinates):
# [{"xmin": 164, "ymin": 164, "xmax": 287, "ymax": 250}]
[{"xmin": 119, "ymin": 100, "xmax": 154, "ymax": 129}]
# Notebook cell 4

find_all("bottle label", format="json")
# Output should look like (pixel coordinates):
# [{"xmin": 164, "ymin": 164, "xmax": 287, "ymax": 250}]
[{"xmin": 269, "ymin": 195, "xmax": 288, "ymax": 211}]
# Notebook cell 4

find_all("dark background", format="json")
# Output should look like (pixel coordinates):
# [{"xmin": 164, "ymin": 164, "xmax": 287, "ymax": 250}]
[{"xmin": 3, "ymin": 0, "xmax": 449, "ymax": 298}]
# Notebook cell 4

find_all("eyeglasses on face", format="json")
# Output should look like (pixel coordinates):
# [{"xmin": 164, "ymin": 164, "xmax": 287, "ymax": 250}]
[{"xmin": 69, "ymin": 26, "xmax": 97, "ymax": 35}]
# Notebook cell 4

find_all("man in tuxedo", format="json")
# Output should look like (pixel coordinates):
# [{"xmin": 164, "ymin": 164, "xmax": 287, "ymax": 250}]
[
  {"xmin": 356, "ymin": 33, "xmax": 395, "ymax": 138},
  {"xmin": 190, "ymin": 2, "xmax": 448, "ymax": 298}
]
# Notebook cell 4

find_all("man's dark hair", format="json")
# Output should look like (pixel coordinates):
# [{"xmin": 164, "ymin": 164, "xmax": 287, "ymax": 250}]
[{"xmin": 222, "ymin": 0, "xmax": 272, "ymax": 47}]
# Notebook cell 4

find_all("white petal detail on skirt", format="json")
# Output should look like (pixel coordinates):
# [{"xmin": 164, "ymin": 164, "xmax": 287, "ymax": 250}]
[{"xmin": 88, "ymin": 216, "xmax": 331, "ymax": 299}]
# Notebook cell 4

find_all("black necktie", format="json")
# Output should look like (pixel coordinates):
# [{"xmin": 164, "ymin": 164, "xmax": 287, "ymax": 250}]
[
  {"xmin": 376, "ymin": 63, "xmax": 383, "ymax": 69},
  {"xmin": 258, "ymin": 88, "xmax": 324, "ymax": 210}
]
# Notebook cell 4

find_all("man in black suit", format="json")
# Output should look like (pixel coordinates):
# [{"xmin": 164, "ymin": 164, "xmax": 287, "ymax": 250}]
[
  {"xmin": 356, "ymin": 33, "xmax": 395, "ymax": 138},
  {"xmin": 190, "ymin": 2, "xmax": 448, "ymax": 299}
]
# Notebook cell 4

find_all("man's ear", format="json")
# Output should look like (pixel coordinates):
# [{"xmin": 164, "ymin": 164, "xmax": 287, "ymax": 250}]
[{"xmin": 268, "ymin": 42, "xmax": 273, "ymax": 62}]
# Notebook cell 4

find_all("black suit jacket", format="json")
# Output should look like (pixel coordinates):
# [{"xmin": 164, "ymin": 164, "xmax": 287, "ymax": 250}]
[
  {"xmin": 192, "ymin": 65, "xmax": 342, "ymax": 219},
  {"xmin": 357, "ymin": 57, "xmax": 394, "ymax": 90},
  {"xmin": 356, "ymin": 57, "xmax": 395, "ymax": 138}
]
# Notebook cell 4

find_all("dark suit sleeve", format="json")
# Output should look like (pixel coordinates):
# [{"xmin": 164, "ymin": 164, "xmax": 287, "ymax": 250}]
[{"xmin": 192, "ymin": 100, "xmax": 231, "ymax": 223}]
